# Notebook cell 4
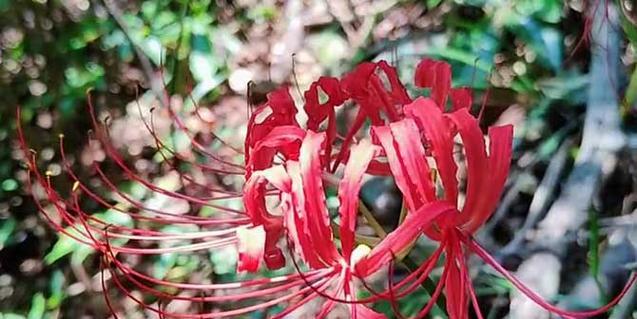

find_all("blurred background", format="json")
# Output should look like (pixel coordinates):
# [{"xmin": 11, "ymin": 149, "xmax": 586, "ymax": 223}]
[{"xmin": 2, "ymin": 0, "xmax": 637, "ymax": 318}]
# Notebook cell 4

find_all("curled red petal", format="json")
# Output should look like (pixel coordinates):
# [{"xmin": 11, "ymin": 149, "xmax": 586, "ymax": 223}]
[
  {"xmin": 372, "ymin": 119, "xmax": 437, "ymax": 214},
  {"xmin": 243, "ymin": 165, "xmax": 293, "ymax": 269},
  {"xmin": 268, "ymin": 85, "xmax": 298, "ymax": 115},
  {"xmin": 371, "ymin": 125, "xmax": 419, "ymax": 213},
  {"xmin": 335, "ymin": 60, "xmax": 413, "ymax": 171},
  {"xmin": 304, "ymin": 76, "xmax": 347, "ymax": 131},
  {"xmin": 355, "ymin": 201, "xmax": 455, "ymax": 276},
  {"xmin": 405, "ymin": 97, "xmax": 459, "ymax": 204},
  {"xmin": 338, "ymin": 139, "xmax": 378, "ymax": 261},
  {"xmin": 450, "ymin": 87, "xmax": 473, "ymax": 111},
  {"xmin": 446, "ymin": 108, "xmax": 487, "ymax": 227},
  {"xmin": 284, "ymin": 161, "xmax": 327, "ymax": 268},
  {"xmin": 342, "ymin": 60, "xmax": 411, "ymax": 124},
  {"xmin": 245, "ymin": 86, "xmax": 299, "ymax": 165},
  {"xmin": 376, "ymin": 60, "xmax": 412, "ymax": 106},
  {"xmin": 463, "ymin": 124, "xmax": 513, "ymax": 233},
  {"xmin": 414, "ymin": 58, "xmax": 451, "ymax": 108},
  {"xmin": 247, "ymin": 125, "xmax": 305, "ymax": 176},
  {"xmin": 298, "ymin": 131, "xmax": 340, "ymax": 266},
  {"xmin": 304, "ymin": 76, "xmax": 348, "ymax": 166},
  {"xmin": 389, "ymin": 119, "xmax": 436, "ymax": 203},
  {"xmin": 236, "ymin": 225, "xmax": 266, "ymax": 273},
  {"xmin": 341, "ymin": 62, "xmax": 378, "ymax": 101}
]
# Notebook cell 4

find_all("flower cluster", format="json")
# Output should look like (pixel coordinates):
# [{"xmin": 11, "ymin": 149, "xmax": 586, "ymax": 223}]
[{"xmin": 19, "ymin": 57, "xmax": 635, "ymax": 318}]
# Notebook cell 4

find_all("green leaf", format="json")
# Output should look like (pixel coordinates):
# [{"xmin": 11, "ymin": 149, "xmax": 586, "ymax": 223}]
[
  {"xmin": 588, "ymin": 208, "xmax": 600, "ymax": 280},
  {"xmin": 94, "ymin": 209, "xmax": 134, "ymax": 228},
  {"xmin": 153, "ymin": 224, "xmax": 199, "ymax": 279},
  {"xmin": 154, "ymin": 252, "xmax": 178, "ymax": 279},
  {"xmin": 27, "ymin": 293, "xmax": 45, "ymax": 319},
  {"xmin": 1, "ymin": 179, "xmax": 18, "ymax": 192},
  {"xmin": 142, "ymin": 36, "xmax": 166, "ymax": 65},
  {"xmin": 44, "ymin": 227, "xmax": 88, "ymax": 265},
  {"xmin": 209, "ymin": 246, "xmax": 237, "ymax": 275},
  {"xmin": 625, "ymin": 65, "xmax": 637, "ymax": 107},
  {"xmin": 427, "ymin": 0, "xmax": 443, "ymax": 8},
  {"xmin": 172, "ymin": 130, "xmax": 191, "ymax": 154},
  {"xmin": 514, "ymin": 0, "xmax": 562, "ymax": 24},
  {"xmin": 188, "ymin": 77, "xmax": 224, "ymax": 103},
  {"xmin": 0, "ymin": 218, "xmax": 16, "ymax": 247},
  {"xmin": 189, "ymin": 33, "xmax": 219, "ymax": 83},
  {"xmin": 198, "ymin": 205, "xmax": 216, "ymax": 217},
  {"xmin": 0, "ymin": 0, "xmax": 10, "ymax": 11},
  {"xmin": 307, "ymin": 31, "xmax": 348, "ymax": 69},
  {"xmin": 247, "ymin": 5, "xmax": 278, "ymax": 22},
  {"xmin": 47, "ymin": 270, "xmax": 66, "ymax": 309}
]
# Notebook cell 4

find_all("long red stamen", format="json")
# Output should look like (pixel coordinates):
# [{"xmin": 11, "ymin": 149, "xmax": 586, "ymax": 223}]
[
  {"xmin": 415, "ymin": 264, "xmax": 449, "ymax": 319},
  {"xmin": 136, "ymin": 99, "xmax": 245, "ymax": 179},
  {"xmin": 60, "ymin": 137, "xmax": 247, "ymax": 224},
  {"xmin": 467, "ymin": 237, "xmax": 637, "ymax": 318}
]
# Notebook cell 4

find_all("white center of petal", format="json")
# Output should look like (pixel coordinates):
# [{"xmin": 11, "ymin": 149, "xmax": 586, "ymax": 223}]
[{"xmin": 350, "ymin": 244, "xmax": 371, "ymax": 267}]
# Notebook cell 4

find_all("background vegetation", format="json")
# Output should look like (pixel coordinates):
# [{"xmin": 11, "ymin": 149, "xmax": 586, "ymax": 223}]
[{"xmin": 2, "ymin": 0, "xmax": 637, "ymax": 317}]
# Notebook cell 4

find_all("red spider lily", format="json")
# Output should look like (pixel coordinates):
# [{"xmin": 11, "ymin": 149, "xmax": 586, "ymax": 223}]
[
  {"xmin": 242, "ymin": 57, "xmax": 636, "ymax": 318},
  {"xmin": 17, "ymin": 54, "xmax": 636, "ymax": 319},
  {"xmin": 244, "ymin": 129, "xmax": 461, "ymax": 318},
  {"xmin": 16, "ymin": 98, "xmax": 340, "ymax": 318},
  {"xmin": 390, "ymin": 59, "xmax": 636, "ymax": 317}
]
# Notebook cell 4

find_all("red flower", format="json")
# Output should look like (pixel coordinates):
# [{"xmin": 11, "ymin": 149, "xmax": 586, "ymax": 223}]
[
  {"xmin": 17, "ymin": 96, "xmax": 335, "ymax": 318},
  {"xmin": 366, "ymin": 95, "xmax": 515, "ymax": 317},
  {"xmin": 251, "ymin": 57, "xmax": 636, "ymax": 318},
  {"xmin": 17, "ymin": 56, "xmax": 636, "ymax": 319},
  {"xmin": 360, "ymin": 90, "xmax": 635, "ymax": 318}
]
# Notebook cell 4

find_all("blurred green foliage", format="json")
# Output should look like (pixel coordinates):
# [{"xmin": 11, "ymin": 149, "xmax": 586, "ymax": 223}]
[
  {"xmin": 1, "ymin": 0, "xmax": 627, "ymax": 317},
  {"xmin": 1, "ymin": 1, "xmax": 237, "ymax": 316}
]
